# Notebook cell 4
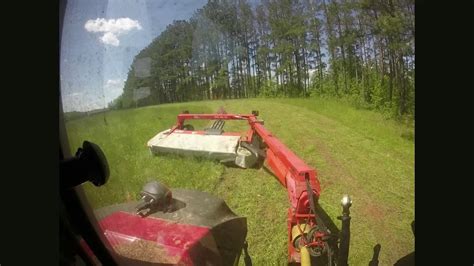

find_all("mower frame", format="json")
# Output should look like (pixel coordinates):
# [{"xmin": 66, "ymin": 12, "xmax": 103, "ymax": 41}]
[{"xmin": 169, "ymin": 112, "xmax": 327, "ymax": 263}]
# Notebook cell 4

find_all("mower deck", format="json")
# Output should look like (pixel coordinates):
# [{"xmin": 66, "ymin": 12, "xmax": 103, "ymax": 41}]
[{"xmin": 147, "ymin": 129, "xmax": 241, "ymax": 161}]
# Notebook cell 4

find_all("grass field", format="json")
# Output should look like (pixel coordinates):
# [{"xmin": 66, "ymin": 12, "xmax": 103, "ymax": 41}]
[{"xmin": 66, "ymin": 98, "xmax": 414, "ymax": 265}]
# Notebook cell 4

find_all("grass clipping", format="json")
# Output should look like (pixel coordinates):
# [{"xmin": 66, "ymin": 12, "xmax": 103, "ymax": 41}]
[{"xmin": 114, "ymin": 239, "xmax": 182, "ymax": 264}]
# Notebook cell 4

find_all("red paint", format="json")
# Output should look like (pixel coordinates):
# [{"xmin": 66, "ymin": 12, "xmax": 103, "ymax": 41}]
[
  {"xmin": 173, "ymin": 129, "xmax": 242, "ymax": 137},
  {"xmin": 99, "ymin": 211, "xmax": 212, "ymax": 264}
]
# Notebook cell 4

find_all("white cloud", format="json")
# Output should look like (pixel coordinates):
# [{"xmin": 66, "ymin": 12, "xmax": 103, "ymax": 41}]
[
  {"xmin": 100, "ymin": 32, "xmax": 120, "ymax": 46},
  {"xmin": 105, "ymin": 78, "xmax": 125, "ymax": 88},
  {"xmin": 85, "ymin": 18, "xmax": 142, "ymax": 46}
]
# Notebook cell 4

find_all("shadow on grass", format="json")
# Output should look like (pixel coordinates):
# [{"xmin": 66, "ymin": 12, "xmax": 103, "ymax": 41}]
[
  {"xmin": 394, "ymin": 251, "xmax": 414, "ymax": 266},
  {"xmin": 393, "ymin": 220, "xmax": 415, "ymax": 266},
  {"xmin": 368, "ymin": 244, "xmax": 381, "ymax": 266},
  {"xmin": 370, "ymin": 221, "xmax": 414, "ymax": 266},
  {"xmin": 243, "ymin": 241, "xmax": 252, "ymax": 266},
  {"xmin": 262, "ymin": 165, "xmax": 283, "ymax": 184}
]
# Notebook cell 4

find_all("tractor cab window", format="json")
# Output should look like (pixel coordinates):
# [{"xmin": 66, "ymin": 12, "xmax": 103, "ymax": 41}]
[{"xmin": 61, "ymin": 0, "xmax": 415, "ymax": 264}]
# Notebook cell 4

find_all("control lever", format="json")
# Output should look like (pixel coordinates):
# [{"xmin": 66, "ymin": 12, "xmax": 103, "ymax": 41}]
[{"xmin": 337, "ymin": 195, "xmax": 352, "ymax": 266}]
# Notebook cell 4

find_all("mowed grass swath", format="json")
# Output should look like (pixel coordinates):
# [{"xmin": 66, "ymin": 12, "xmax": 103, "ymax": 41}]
[{"xmin": 65, "ymin": 98, "xmax": 414, "ymax": 265}]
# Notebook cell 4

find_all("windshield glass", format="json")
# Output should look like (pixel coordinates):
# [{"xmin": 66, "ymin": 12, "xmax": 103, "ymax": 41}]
[{"xmin": 60, "ymin": 0, "xmax": 414, "ymax": 264}]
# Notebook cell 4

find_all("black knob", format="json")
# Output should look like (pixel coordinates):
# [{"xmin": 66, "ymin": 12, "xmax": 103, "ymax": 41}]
[{"xmin": 60, "ymin": 141, "xmax": 109, "ymax": 189}]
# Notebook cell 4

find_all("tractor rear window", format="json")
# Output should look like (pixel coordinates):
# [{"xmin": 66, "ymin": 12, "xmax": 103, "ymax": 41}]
[{"xmin": 61, "ymin": 0, "xmax": 414, "ymax": 264}]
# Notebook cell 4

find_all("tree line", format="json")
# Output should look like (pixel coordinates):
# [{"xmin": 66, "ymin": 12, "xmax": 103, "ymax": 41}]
[{"xmin": 110, "ymin": 0, "xmax": 414, "ymax": 117}]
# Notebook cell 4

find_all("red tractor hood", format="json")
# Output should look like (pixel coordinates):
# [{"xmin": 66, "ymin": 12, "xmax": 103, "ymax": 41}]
[{"xmin": 94, "ymin": 189, "xmax": 247, "ymax": 265}]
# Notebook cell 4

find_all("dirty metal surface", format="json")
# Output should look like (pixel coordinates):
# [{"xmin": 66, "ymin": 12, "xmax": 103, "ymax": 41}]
[
  {"xmin": 147, "ymin": 129, "xmax": 240, "ymax": 161},
  {"xmin": 95, "ymin": 189, "xmax": 247, "ymax": 265}
]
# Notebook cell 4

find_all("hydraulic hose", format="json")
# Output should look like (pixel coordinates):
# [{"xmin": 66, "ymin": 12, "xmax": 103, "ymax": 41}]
[
  {"xmin": 305, "ymin": 173, "xmax": 317, "ymax": 217},
  {"xmin": 300, "ymin": 246, "xmax": 311, "ymax": 266}
]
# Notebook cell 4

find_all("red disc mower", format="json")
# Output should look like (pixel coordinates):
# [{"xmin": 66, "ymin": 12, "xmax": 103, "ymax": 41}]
[{"xmin": 62, "ymin": 110, "xmax": 353, "ymax": 266}]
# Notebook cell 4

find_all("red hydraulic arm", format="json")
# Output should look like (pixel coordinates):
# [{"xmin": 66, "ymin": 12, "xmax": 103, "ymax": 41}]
[
  {"xmin": 174, "ymin": 112, "xmax": 328, "ymax": 264},
  {"xmin": 248, "ymin": 115, "xmax": 325, "ymax": 263}
]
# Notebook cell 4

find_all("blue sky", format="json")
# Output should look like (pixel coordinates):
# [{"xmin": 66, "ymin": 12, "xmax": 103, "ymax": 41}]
[{"xmin": 60, "ymin": 0, "xmax": 207, "ymax": 112}]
